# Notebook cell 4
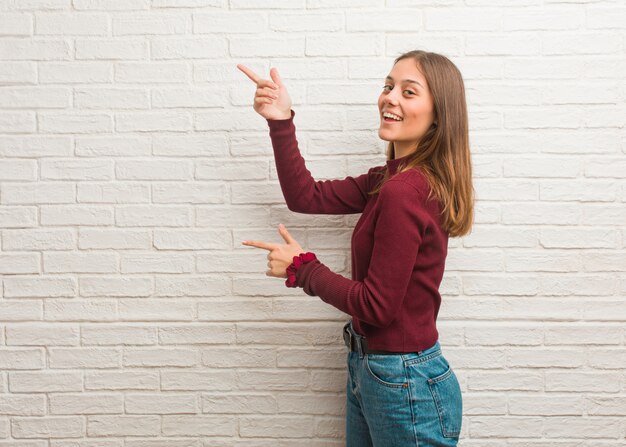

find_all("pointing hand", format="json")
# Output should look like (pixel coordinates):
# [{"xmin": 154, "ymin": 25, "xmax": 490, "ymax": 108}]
[
  {"xmin": 242, "ymin": 224, "xmax": 305, "ymax": 278},
  {"xmin": 236, "ymin": 64, "xmax": 293, "ymax": 120}
]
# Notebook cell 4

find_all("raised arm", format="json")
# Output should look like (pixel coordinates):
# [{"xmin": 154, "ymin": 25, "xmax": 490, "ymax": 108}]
[
  {"xmin": 237, "ymin": 64, "xmax": 377, "ymax": 215},
  {"xmin": 268, "ymin": 109, "xmax": 377, "ymax": 215}
]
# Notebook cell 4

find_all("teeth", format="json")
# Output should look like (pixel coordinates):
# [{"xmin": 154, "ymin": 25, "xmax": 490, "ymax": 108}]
[{"xmin": 383, "ymin": 112, "xmax": 403, "ymax": 121}]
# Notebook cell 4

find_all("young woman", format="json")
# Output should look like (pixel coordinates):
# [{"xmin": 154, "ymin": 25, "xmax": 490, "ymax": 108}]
[{"xmin": 238, "ymin": 49, "xmax": 474, "ymax": 447}]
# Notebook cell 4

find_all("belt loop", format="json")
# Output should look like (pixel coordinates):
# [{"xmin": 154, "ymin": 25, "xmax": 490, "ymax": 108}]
[
  {"xmin": 344, "ymin": 320, "xmax": 367, "ymax": 359},
  {"xmin": 358, "ymin": 334, "xmax": 366, "ymax": 358},
  {"xmin": 343, "ymin": 322, "xmax": 352, "ymax": 351},
  {"xmin": 354, "ymin": 329, "xmax": 365, "ymax": 359},
  {"xmin": 356, "ymin": 335, "xmax": 364, "ymax": 359}
]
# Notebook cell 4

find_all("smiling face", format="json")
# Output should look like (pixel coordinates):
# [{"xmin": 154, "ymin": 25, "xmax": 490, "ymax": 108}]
[{"xmin": 377, "ymin": 58, "xmax": 436, "ymax": 159}]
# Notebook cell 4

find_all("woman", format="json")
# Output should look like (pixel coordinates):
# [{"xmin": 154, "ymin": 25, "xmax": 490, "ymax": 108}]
[{"xmin": 237, "ymin": 49, "xmax": 474, "ymax": 447}]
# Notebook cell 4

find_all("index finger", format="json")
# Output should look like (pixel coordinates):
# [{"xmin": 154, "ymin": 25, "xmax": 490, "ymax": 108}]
[
  {"xmin": 242, "ymin": 240, "xmax": 276, "ymax": 251},
  {"xmin": 236, "ymin": 64, "xmax": 260, "ymax": 84}
]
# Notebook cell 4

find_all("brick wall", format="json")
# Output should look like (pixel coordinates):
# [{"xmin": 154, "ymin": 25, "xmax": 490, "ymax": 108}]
[{"xmin": 0, "ymin": 0, "xmax": 625, "ymax": 445}]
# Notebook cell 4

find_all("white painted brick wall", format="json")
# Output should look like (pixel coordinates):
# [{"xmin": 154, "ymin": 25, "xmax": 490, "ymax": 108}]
[{"xmin": 0, "ymin": 0, "xmax": 624, "ymax": 445}]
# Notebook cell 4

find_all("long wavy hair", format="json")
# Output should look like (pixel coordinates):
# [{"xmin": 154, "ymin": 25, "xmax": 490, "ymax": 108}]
[{"xmin": 369, "ymin": 50, "xmax": 475, "ymax": 238}]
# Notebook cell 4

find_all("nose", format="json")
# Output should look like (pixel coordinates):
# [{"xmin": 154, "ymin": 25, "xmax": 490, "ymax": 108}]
[{"xmin": 383, "ymin": 89, "xmax": 400, "ymax": 106}]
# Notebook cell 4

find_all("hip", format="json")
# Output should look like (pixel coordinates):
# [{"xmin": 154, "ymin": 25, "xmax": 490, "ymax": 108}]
[{"xmin": 347, "ymin": 340, "xmax": 463, "ymax": 444}]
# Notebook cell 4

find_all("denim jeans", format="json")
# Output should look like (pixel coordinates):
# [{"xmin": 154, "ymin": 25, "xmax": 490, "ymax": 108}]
[{"xmin": 345, "ymin": 323, "xmax": 463, "ymax": 446}]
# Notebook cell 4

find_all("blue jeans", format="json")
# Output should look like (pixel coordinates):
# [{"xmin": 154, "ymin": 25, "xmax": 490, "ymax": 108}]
[{"xmin": 345, "ymin": 324, "xmax": 463, "ymax": 446}]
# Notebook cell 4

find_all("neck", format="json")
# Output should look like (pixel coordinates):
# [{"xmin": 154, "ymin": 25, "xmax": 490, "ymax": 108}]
[
  {"xmin": 393, "ymin": 142, "xmax": 418, "ymax": 160},
  {"xmin": 394, "ymin": 148, "xmax": 416, "ymax": 160}
]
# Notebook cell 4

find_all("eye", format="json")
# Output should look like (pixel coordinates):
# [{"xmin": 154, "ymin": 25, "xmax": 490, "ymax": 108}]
[{"xmin": 382, "ymin": 85, "xmax": 415, "ymax": 95}]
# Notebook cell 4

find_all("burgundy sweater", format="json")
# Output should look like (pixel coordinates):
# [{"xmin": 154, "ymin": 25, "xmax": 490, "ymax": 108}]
[{"xmin": 267, "ymin": 109, "xmax": 449, "ymax": 353}]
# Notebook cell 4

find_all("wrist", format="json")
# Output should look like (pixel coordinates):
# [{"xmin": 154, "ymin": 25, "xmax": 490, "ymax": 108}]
[{"xmin": 269, "ymin": 109, "xmax": 293, "ymax": 121}]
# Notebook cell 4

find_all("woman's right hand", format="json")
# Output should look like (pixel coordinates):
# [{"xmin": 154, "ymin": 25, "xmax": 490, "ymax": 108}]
[{"xmin": 237, "ymin": 64, "xmax": 293, "ymax": 120}]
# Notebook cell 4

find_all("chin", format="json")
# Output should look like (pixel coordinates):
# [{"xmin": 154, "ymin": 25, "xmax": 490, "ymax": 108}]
[{"xmin": 377, "ymin": 129, "xmax": 390, "ymax": 141}]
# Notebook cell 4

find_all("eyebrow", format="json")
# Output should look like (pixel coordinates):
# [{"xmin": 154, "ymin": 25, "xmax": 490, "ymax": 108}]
[{"xmin": 385, "ymin": 76, "xmax": 423, "ymax": 89}]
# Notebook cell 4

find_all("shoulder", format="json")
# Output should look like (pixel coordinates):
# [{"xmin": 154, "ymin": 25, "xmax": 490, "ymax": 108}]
[
  {"xmin": 367, "ymin": 165, "xmax": 387, "ymax": 177},
  {"xmin": 382, "ymin": 169, "xmax": 430, "ymax": 201},
  {"xmin": 364, "ymin": 165, "xmax": 386, "ymax": 191},
  {"xmin": 379, "ymin": 177, "xmax": 426, "ymax": 207},
  {"xmin": 376, "ymin": 177, "xmax": 435, "ymax": 231},
  {"xmin": 366, "ymin": 164, "xmax": 431, "ymax": 202},
  {"xmin": 394, "ymin": 166, "xmax": 431, "ymax": 194}
]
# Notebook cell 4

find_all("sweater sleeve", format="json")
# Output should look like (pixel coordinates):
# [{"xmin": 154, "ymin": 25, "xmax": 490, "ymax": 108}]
[
  {"xmin": 267, "ymin": 109, "xmax": 373, "ymax": 215},
  {"xmin": 292, "ymin": 179, "xmax": 431, "ymax": 328}
]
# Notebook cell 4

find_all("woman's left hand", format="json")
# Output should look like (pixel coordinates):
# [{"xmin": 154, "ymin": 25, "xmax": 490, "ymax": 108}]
[{"xmin": 242, "ymin": 224, "xmax": 305, "ymax": 278}]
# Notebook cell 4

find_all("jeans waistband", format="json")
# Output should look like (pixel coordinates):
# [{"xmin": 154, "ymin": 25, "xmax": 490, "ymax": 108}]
[{"xmin": 343, "ymin": 320, "xmax": 440, "ymax": 356}]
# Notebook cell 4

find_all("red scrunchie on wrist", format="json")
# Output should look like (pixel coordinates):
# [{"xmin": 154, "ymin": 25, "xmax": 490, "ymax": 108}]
[{"xmin": 285, "ymin": 252, "xmax": 317, "ymax": 288}]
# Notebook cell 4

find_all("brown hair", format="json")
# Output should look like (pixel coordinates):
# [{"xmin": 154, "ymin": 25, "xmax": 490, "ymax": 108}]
[{"xmin": 369, "ymin": 50, "xmax": 475, "ymax": 238}]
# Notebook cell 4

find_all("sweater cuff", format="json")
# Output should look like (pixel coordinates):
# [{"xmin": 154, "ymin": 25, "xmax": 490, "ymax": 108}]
[
  {"xmin": 285, "ymin": 252, "xmax": 318, "ymax": 288},
  {"xmin": 266, "ymin": 109, "xmax": 295, "ymax": 130},
  {"xmin": 295, "ymin": 259, "xmax": 322, "ymax": 294}
]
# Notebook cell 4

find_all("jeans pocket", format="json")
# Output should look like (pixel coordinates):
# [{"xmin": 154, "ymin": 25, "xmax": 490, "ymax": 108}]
[
  {"xmin": 427, "ymin": 365, "xmax": 462, "ymax": 438},
  {"xmin": 364, "ymin": 354, "xmax": 408, "ymax": 389}
]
